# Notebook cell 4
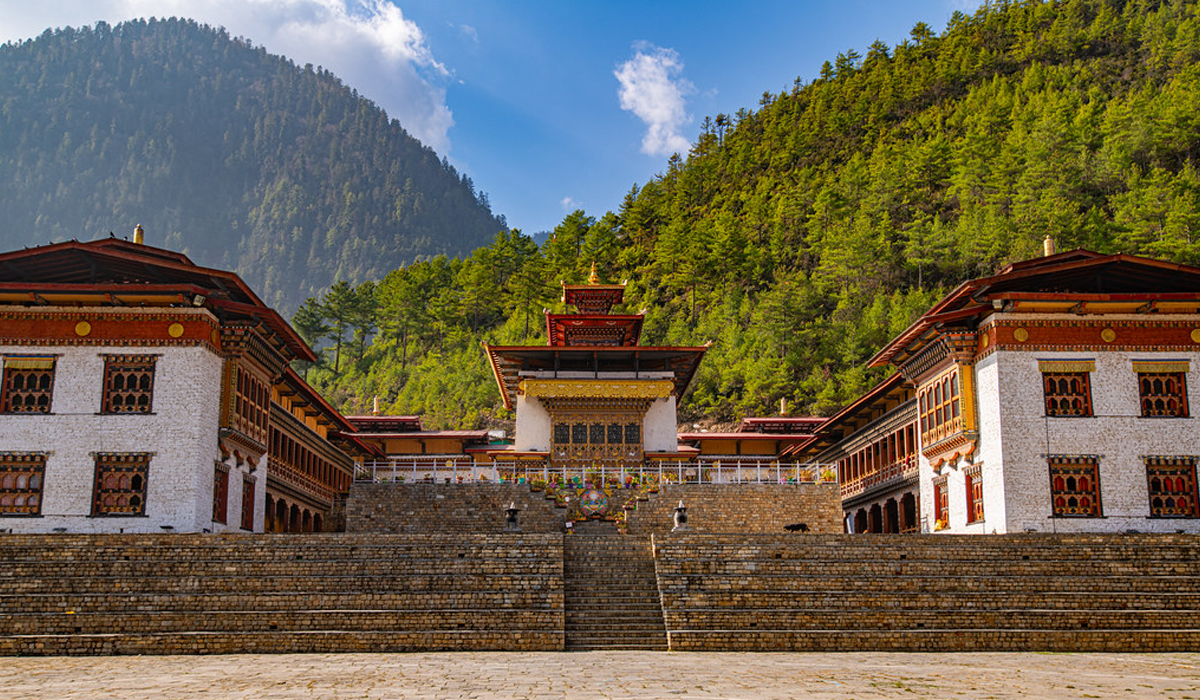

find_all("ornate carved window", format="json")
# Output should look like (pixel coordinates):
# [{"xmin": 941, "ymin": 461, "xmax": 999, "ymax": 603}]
[
  {"xmin": 212, "ymin": 465, "xmax": 229, "ymax": 524},
  {"xmin": 965, "ymin": 466, "xmax": 984, "ymax": 524},
  {"xmin": 233, "ymin": 367, "xmax": 270, "ymax": 444},
  {"xmin": 551, "ymin": 418, "xmax": 643, "ymax": 463},
  {"xmin": 1040, "ymin": 362, "xmax": 1093, "ymax": 417},
  {"xmin": 1, "ymin": 356, "xmax": 55, "ymax": 414},
  {"xmin": 1146, "ymin": 457, "xmax": 1198, "ymax": 518},
  {"xmin": 1138, "ymin": 372, "xmax": 1188, "ymax": 418},
  {"xmin": 0, "ymin": 453, "xmax": 46, "ymax": 516},
  {"xmin": 241, "ymin": 476, "xmax": 256, "ymax": 530},
  {"xmin": 1049, "ymin": 456, "xmax": 1101, "ymax": 517},
  {"xmin": 92, "ymin": 453, "xmax": 151, "ymax": 516},
  {"xmin": 918, "ymin": 369, "xmax": 961, "ymax": 443},
  {"xmin": 102, "ymin": 355, "xmax": 157, "ymax": 414}
]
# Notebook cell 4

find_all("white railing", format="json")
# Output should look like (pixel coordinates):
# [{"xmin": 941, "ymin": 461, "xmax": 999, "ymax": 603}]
[{"xmin": 353, "ymin": 458, "xmax": 837, "ymax": 486}]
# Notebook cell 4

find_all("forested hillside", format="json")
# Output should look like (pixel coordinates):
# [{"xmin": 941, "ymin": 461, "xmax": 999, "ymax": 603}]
[
  {"xmin": 304, "ymin": 0, "xmax": 1200, "ymax": 428},
  {"xmin": 0, "ymin": 18, "xmax": 506, "ymax": 311}
]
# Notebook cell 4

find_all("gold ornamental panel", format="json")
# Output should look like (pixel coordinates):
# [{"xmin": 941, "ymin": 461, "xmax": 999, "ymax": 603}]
[
  {"xmin": 1132, "ymin": 361, "xmax": 1190, "ymax": 374},
  {"xmin": 1038, "ymin": 360, "xmax": 1095, "ymax": 374},
  {"xmin": 521, "ymin": 378, "xmax": 673, "ymax": 400}
]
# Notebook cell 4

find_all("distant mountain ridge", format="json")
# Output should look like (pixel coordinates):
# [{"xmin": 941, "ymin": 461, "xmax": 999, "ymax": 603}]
[{"xmin": 0, "ymin": 17, "xmax": 506, "ymax": 312}]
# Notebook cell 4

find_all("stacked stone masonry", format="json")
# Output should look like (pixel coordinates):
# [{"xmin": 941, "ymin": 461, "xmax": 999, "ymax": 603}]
[
  {"xmin": 3, "ymin": 532, "xmax": 1200, "ymax": 654},
  {"xmin": 0, "ymin": 533, "xmax": 564, "ymax": 655},
  {"xmin": 654, "ymin": 533, "xmax": 1200, "ymax": 651},
  {"xmin": 626, "ymin": 484, "xmax": 842, "ymax": 536},
  {"xmin": 345, "ymin": 482, "xmax": 841, "ymax": 536},
  {"xmin": 345, "ymin": 484, "xmax": 568, "ymax": 534}
]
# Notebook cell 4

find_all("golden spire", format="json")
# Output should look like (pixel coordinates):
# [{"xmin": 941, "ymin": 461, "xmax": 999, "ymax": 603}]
[
  {"xmin": 133, "ymin": 223, "xmax": 144, "ymax": 245},
  {"xmin": 588, "ymin": 262, "xmax": 600, "ymax": 285}
]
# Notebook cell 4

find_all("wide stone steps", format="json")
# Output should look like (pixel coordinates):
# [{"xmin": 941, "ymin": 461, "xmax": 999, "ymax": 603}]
[
  {"xmin": 0, "ymin": 629, "xmax": 565, "ymax": 656},
  {"xmin": 0, "ymin": 609, "xmax": 560, "ymax": 635},
  {"xmin": 655, "ymin": 533, "xmax": 1200, "ymax": 651},
  {"xmin": 0, "ymin": 533, "xmax": 565, "ymax": 656},
  {"xmin": 562, "ymin": 536, "xmax": 668, "ymax": 651}
]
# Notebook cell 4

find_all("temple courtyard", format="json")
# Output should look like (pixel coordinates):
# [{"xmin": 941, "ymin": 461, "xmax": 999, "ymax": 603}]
[{"xmin": 4, "ymin": 651, "xmax": 1199, "ymax": 699}]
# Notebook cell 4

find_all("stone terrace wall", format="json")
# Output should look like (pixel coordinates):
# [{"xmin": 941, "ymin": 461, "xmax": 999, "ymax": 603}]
[
  {"xmin": 627, "ymin": 484, "xmax": 841, "ymax": 536},
  {"xmin": 653, "ymin": 533, "xmax": 1200, "ymax": 652},
  {"xmin": 346, "ymin": 483, "xmax": 568, "ymax": 533},
  {"xmin": 0, "ymin": 533, "xmax": 563, "ymax": 655}
]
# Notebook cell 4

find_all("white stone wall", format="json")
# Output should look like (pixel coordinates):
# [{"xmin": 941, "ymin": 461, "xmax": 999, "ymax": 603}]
[
  {"xmin": 513, "ymin": 394, "xmax": 552, "ymax": 452},
  {"xmin": 0, "ymin": 344, "xmax": 225, "ymax": 533},
  {"xmin": 991, "ymin": 346, "xmax": 1200, "ymax": 534},
  {"xmin": 643, "ymin": 396, "xmax": 678, "ymax": 452},
  {"xmin": 512, "ymin": 372, "xmax": 681, "ymax": 454}
]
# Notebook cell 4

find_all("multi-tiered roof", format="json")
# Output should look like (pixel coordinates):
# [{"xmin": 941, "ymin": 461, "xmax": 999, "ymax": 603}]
[{"xmin": 483, "ymin": 265, "xmax": 707, "ymax": 410}]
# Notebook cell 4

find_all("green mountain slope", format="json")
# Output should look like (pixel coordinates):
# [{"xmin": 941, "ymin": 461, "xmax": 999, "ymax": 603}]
[
  {"xmin": 0, "ymin": 18, "xmax": 506, "ymax": 311},
  {"xmin": 305, "ymin": 0, "xmax": 1200, "ymax": 427}
]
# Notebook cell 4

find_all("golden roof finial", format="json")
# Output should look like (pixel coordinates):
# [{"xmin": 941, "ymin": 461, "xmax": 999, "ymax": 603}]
[
  {"xmin": 133, "ymin": 223, "xmax": 144, "ymax": 245},
  {"xmin": 588, "ymin": 262, "xmax": 600, "ymax": 285}
]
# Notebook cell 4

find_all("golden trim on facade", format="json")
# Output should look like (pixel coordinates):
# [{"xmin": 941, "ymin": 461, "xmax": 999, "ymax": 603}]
[
  {"xmin": 1038, "ymin": 360, "xmax": 1096, "ymax": 373},
  {"xmin": 521, "ymin": 378, "xmax": 673, "ymax": 400},
  {"xmin": 1131, "ymin": 361, "xmax": 1190, "ymax": 373}
]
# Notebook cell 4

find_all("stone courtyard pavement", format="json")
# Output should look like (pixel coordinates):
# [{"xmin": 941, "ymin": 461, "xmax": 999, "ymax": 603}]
[{"xmin": 3, "ymin": 651, "xmax": 1199, "ymax": 699}]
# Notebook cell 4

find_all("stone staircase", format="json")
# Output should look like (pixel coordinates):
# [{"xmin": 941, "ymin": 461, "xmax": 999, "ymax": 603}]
[
  {"xmin": 0, "ymin": 533, "xmax": 564, "ymax": 655},
  {"xmin": 655, "ymin": 533, "xmax": 1200, "ymax": 651},
  {"xmin": 563, "ymin": 535, "xmax": 668, "ymax": 651}
]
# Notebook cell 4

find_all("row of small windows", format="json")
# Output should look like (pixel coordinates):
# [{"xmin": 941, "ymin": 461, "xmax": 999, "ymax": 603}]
[
  {"xmin": 0, "ymin": 453, "xmax": 263, "ymax": 528},
  {"xmin": 931, "ymin": 457, "xmax": 1198, "ymax": 527},
  {"xmin": 1042, "ymin": 369, "xmax": 1189, "ymax": 418},
  {"xmin": 1, "ymin": 356, "xmax": 157, "ymax": 415},
  {"xmin": 838, "ymin": 423, "xmax": 917, "ymax": 483},
  {"xmin": 552, "ymin": 422, "xmax": 641, "ymax": 446},
  {"xmin": 918, "ymin": 370, "xmax": 961, "ymax": 442},
  {"xmin": 269, "ymin": 426, "xmax": 352, "ymax": 492},
  {"xmin": 1048, "ymin": 456, "xmax": 1197, "ymax": 518},
  {"xmin": 0, "ymin": 452, "xmax": 152, "ymax": 516}
]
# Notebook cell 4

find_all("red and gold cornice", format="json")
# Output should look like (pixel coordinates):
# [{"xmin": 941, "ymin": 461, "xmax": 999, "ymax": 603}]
[
  {"xmin": 0, "ymin": 308, "xmax": 221, "ymax": 353},
  {"xmin": 976, "ymin": 318, "xmax": 1200, "ymax": 362}
]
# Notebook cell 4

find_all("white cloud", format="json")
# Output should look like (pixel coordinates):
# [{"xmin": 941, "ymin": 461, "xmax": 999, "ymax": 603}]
[
  {"xmin": 560, "ymin": 196, "xmax": 577, "ymax": 210},
  {"xmin": 614, "ymin": 43, "xmax": 693, "ymax": 157},
  {"xmin": 455, "ymin": 23, "xmax": 478, "ymax": 44},
  {"xmin": 0, "ymin": 0, "xmax": 455, "ymax": 153}
]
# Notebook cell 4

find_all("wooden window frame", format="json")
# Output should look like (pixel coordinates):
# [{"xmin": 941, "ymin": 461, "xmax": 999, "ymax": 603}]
[
  {"xmin": 1, "ymin": 357, "xmax": 56, "ymax": 414},
  {"xmin": 1043, "ymin": 372, "xmax": 1093, "ymax": 417},
  {"xmin": 1049, "ymin": 456, "xmax": 1102, "ymax": 517},
  {"xmin": 1146, "ymin": 457, "xmax": 1199, "ymax": 518},
  {"xmin": 919, "ymin": 368, "xmax": 961, "ymax": 443},
  {"xmin": 212, "ymin": 465, "xmax": 229, "ymax": 524},
  {"xmin": 241, "ymin": 476, "xmax": 256, "ymax": 530},
  {"xmin": 91, "ymin": 453, "xmax": 151, "ymax": 516},
  {"xmin": 933, "ymin": 477, "xmax": 948, "ymax": 529},
  {"xmin": 965, "ymin": 468, "xmax": 984, "ymax": 524},
  {"xmin": 1139, "ymin": 372, "xmax": 1189, "ymax": 418},
  {"xmin": 0, "ymin": 453, "xmax": 46, "ymax": 516},
  {"xmin": 101, "ymin": 355, "xmax": 157, "ymax": 414}
]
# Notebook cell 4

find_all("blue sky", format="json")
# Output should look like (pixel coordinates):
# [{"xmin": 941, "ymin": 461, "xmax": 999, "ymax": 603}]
[{"xmin": 0, "ymin": 0, "xmax": 981, "ymax": 235}]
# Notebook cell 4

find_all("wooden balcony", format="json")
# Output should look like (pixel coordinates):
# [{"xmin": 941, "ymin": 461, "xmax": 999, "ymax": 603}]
[{"xmin": 840, "ymin": 455, "xmax": 919, "ymax": 500}]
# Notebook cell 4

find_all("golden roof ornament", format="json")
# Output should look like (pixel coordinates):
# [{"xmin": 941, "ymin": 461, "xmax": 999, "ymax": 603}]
[
  {"xmin": 133, "ymin": 223, "xmax": 144, "ymax": 245},
  {"xmin": 588, "ymin": 262, "xmax": 600, "ymax": 285}
]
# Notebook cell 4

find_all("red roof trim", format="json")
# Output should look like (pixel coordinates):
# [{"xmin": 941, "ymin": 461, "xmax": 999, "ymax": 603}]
[{"xmin": 281, "ymin": 365, "xmax": 356, "ymax": 433}]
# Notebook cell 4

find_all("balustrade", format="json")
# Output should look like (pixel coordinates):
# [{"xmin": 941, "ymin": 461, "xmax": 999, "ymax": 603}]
[{"xmin": 353, "ymin": 458, "xmax": 837, "ymax": 486}]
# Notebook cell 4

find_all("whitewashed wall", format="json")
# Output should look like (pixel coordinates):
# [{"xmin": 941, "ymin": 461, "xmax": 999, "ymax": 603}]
[
  {"xmin": 992, "ymin": 346, "xmax": 1200, "ymax": 534},
  {"xmin": 0, "ymin": 344, "xmax": 226, "ymax": 533}
]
